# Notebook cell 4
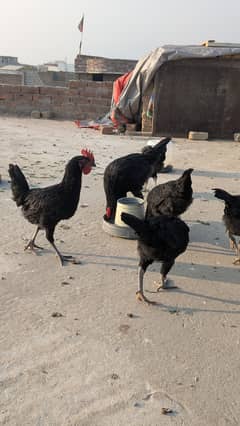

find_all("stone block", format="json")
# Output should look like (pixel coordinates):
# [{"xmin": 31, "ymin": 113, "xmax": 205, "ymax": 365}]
[
  {"xmin": 41, "ymin": 110, "xmax": 53, "ymax": 119},
  {"xmin": 234, "ymin": 133, "xmax": 240, "ymax": 142},
  {"xmin": 31, "ymin": 110, "xmax": 41, "ymax": 119},
  {"xmin": 101, "ymin": 126, "xmax": 115, "ymax": 135},
  {"xmin": 188, "ymin": 131, "xmax": 208, "ymax": 140}
]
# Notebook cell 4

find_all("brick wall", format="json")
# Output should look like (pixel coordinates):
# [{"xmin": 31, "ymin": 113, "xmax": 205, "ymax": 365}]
[
  {"xmin": 75, "ymin": 54, "xmax": 137, "ymax": 74},
  {"xmin": 77, "ymin": 72, "xmax": 123, "ymax": 82},
  {"xmin": 0, "ymin": 80, "xmax": 113, "ymax": 120},
  {"xmin": 38, "ymin": 71, "xmax": 77, "ymax": 87},
  {"xmin": 0, "ymin": 72, "xmax": 23, "ymax": 86}
]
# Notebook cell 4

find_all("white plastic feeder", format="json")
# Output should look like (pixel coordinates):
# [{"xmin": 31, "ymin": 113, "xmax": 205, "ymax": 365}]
[
  {"xmin": 115, "ymin": 197, "xmax": 144, "ymax": 226},
  {"xmin": 102, "ymin": 196, "xmax": 145, "ymax": 239}
]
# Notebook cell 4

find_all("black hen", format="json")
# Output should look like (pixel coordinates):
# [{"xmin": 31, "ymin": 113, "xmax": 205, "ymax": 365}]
[
  {"xmin": 213, "ymin": 188, "xmax": 240, "ymax": 264},
  {"xmin": 103, "ymin": 137, "xmax": 171, "ymax": 222},
  {"xmin": 121, "ymin": 212, "xmax": 189, "ymax": 304},
  {"xmin": 8, "ymin": 152, "xmax": 95, "ymax": 265},
  {"xmin": 146, "ymin": 168, "xmax": 194, "ymax": 218},
  {"xmin": 141, "ymin": 144, "xmax": 173, "ymax": 187}
]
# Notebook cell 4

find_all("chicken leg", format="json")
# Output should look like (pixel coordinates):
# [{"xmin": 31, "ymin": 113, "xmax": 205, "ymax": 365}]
[
  {"xmin": 229, "ymin": 231, "xmax": 238, "ymax": 250},
  {"xmin": 24, "ymin": 226, "xmax": 43, "ymax": 252},
  {"xmin": 228, "ymin": 231, "xmax": 240, "ymax": 264},
  {"xmin": 136, "ymin": 265, "xmax": 156, "ymax": 305},
  {"xmin": 233, "ymin": 242, "xmax": 240, "ymax": 265},
  {"xmin": 46, "ymin": 226, "xmax": 77, "ymax": 266},
  {"xmin": 156, "ymin": 260, "xmax": 177, "ymax": 291}
]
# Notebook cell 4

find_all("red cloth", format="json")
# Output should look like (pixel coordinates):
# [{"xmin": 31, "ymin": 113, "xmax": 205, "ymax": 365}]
[
  {"xmin": 111, "ymin": 72, "xmax": 133, "ymax": 125},
  {"xmin": 112, "ymin": 71, "xmax": 133, "ymax": 105}
]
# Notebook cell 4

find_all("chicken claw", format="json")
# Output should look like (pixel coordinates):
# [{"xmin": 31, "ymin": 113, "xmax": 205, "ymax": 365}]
[
  {"xmin": 58, "ymin": 255, "xmax": 73, "ymax": 265},
  {"xmin": 155, "ymin": 278, "xmax": 178, "ymax": 291},
  {"xmin": 136, "ymin": 291, "xmax": 156, "ymax": 305},
  {"xmin": 233, "ymin": 257, "xmax": 240, "ymax": 265},
  {"xmin": 24, "ymin": 241, "xmax": 43, "ymax": 251},
  {"xmin": 57, "ymin": 254, "xmax": 82, "ymax": 266}
]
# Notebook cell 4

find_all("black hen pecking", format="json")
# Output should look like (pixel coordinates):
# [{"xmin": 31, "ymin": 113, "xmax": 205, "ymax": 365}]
[
  {"xmin": 8, "ymin": 150, "xmax": 95, "ymax": 265},
  {"xmin": 121, "ymin": 212, "xmax": 189, "ymax": 304},
  {"xmin": 146, "ymin": 168, "xmax": 194, "ymax": 218},
  {"xmin": 103, "ymin": 137, "xmax": 171, "ymax": 222},
  {"xmin": 213, "ymin": 188, "xmax": 240, "ymax": 264}
]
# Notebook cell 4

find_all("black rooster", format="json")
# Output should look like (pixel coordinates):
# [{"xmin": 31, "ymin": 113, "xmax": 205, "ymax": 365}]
[
  {"xmin": 213, "ymin": 188, "xmax": 240, "ymax": 264},
  {"xmin": 103, "ymin": 137, "xmax": 171, "ymax": 222},
  {"xmin": 121, "ymin": 212, "xmax": 189, "ymax": 304},
  {"xmin": 8, "ymin": 150, "xmax": 95, "ymax": 265},
  {"xmin": 146, "ymin": 168, "xmax": 194, "ymax": 218}
]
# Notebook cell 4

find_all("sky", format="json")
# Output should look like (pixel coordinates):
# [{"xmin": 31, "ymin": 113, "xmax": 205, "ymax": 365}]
[{"xmin": 1, "ymin": 0, "xmax": 240, "ymax": 65}]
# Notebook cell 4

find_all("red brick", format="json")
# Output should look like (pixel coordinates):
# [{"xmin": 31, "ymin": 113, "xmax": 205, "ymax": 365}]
[
  {"xmin": 20, "ymin": 86, "xmax": 40, "ymax": 94},
  {"xmin": 39, "ymin": 87, "xmax": 66, "ymax": 96},
  {"xmin": 14, "ymin": 94, "xmax": 34, "ymax": 103},
  {"xmin": 68, "ymin": 80, "xmax": 81, "ymax": 89}
]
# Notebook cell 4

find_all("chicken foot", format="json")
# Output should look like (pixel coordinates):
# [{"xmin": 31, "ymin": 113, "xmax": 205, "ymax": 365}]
[
  {"xmin": 155, "ymin": 276, "xmax": 178, "ymax": 291},
  {"xmin": 136, "ymin": 266, "xmax": 156, "ymax": 305},
  {"xmin": 50, "ymin": 241, "xmax": 78, "ymax": 266}
]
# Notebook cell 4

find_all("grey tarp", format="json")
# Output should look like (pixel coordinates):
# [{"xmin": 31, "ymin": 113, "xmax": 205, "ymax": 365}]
[{"xmin": 116, "ymin": 45, "xmax": 240, "ymax": 122}]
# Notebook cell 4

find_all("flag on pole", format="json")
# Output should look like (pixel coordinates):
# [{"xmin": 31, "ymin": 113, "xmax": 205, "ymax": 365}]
[
  {"xmin": 79, "ymin": 40, "xmax": 82, "ymax": 55},
  {"xmin": 78, "ymin": 15, "xmax": 84, "ymax": 32}
]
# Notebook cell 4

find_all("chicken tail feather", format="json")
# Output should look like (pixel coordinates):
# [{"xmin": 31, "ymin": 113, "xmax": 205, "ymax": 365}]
[
  {"xmin": 213, "ymin": 188, "xmax": 234, "ymax": 204},
  {"xmin": 121, "ymin": 212, "xmax": 148, "ymax": 237},
  {"xmin": 8, "ymin": 164, "xmax": 29, "ymax": 206}
]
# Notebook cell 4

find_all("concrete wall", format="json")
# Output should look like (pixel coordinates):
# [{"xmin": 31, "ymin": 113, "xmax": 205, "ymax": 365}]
[
  {"xmin": 75, "ymin": 54, "xmax": 137, "ymax": 74},
  {"xmin": 0, "ymin": 80, "xmax": 113, "ymax": 120},
  {"xmin": 38, "ymin": 71, "xmax": 77, "ymax": 87}
]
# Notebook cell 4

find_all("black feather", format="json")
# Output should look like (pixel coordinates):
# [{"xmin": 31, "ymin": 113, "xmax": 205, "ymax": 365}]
[
  {"xmin": 103, "ymin": 137, "xmax": 171, "ymax": 221},
  {"xmin": 213, "ymin": 188, "xmax": 240, "ymax": 235},
  {"xmin": 121, "ymin": 212, "xmax": 189, "ymax": 272},
  {"xmin": 146, "ymin": 168, "xmax": 194, "ymax": 218},
  {"xmin": 8, "ymin": 164, "xmax": 30, "ymax": 206},
  {"xmin": 8, "ymin": 155, "xmax": 93, "ymax": 262}
]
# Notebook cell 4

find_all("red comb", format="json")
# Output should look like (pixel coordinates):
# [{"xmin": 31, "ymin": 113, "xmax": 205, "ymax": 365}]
[{"xmin": 81, "ymin": 148, "xmax": 95, "ymax": 162}]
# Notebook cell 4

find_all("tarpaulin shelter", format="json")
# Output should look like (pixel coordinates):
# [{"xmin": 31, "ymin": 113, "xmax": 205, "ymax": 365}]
[{"xmin": 114, "ymin": 44, "xmax": 240, "ymax": 138}]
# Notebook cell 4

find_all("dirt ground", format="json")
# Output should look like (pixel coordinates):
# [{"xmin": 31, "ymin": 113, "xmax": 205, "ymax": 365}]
[{"xmin": 1, "ymin": 116, "xmax": 240, "ymax": 426}]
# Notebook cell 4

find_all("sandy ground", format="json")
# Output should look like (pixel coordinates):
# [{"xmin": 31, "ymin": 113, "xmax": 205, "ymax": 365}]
[{"xmin": 1, "ymin": 116, "xmax": 240, "ymax": 426}]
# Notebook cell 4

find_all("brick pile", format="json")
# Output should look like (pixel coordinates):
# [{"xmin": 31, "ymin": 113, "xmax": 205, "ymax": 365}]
[{"xmin": 75, "ymin": 54, "xmax": 137, "ymax": 74}]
